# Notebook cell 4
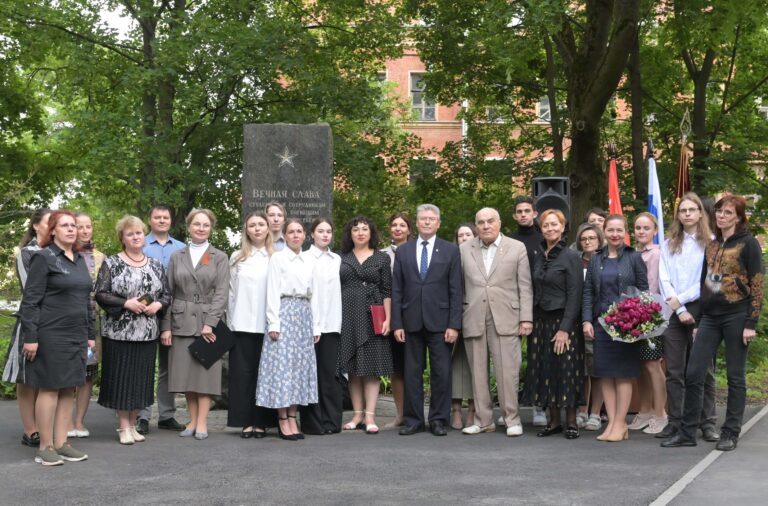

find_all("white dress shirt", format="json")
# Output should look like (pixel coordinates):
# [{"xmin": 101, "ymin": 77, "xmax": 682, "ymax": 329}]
[
  {"xmin": 415, "ymin": 235, "xmax": 437, "ymax": 272},
  {"xmin": 228, "ymin": 247, "xmax": 269, "ymax": 333},
  {"xmin": 481, "ymin": 233, "xmax": 503, "ymax": 275},
  {"xmin": 266, "ymin": 248, "xmax": 319, "ymax": 334},
  {"xmin": 659, "ymin": 232, "xmax": 706, "ymax": 315},
  {"xmin": 305, "ymin": 245, "xmax": 342, "ymax": 334}
]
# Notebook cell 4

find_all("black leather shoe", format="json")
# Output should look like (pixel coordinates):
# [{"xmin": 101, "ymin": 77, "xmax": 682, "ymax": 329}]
[
  {"xmin": 701, "ymin": 426, "xmax": 720, "ymax": 442},
  {"xmin": 252, "ymin": 430, "xmax": 267, "ymax": 439},
  {"xmin": 136, "ymin": 418, "xmax": 150, "ymax": 435},
  {"xmin": 430, "ymin": 421, "xmax": 448, "ymax": 436},
  {"xmin": 660, "ymin": 434, "xmax": 697, "ymax": 448},
  {"xmin": 715, "ymin": 433, "xmax": 737, "ymax": 451},
  {"xmin": 655, "ymin": 423, "xmax": 678, "ymax": 439},
  {"xmin": 21, "ymin": 431, "xmax": 40, "ymax": 447},
  {"xmin": 537, "ymin": 425, "xmax": 564, "ymax": 437},
  {"xmin": 240, "ymin": 428, "xmax": 254, "ymax": 439},
  {"xmin": 398, "ymin": 424, "xmax": 425, "ymax": 436},
  {"xmin": 158, "ymin": 417, "xmax": 185, "ymax": 431}
]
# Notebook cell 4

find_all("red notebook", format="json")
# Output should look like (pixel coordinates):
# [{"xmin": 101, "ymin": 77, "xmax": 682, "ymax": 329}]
[{"xmin": 370, "ymin": 305, "xmax": 386, "ymax": 335}]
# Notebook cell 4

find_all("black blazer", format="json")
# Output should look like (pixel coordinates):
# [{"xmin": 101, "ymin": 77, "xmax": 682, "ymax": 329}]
[
  {"xmin": 582, "ymin": 244, "xmax": 648, "ymax": 323},
  {"xmin": 533, "ymin": 240, "xmax": 583, "ymax": 333},
  {"xmin": 391, "ymin": 237, "xmax": 463, "ymax": 333}
]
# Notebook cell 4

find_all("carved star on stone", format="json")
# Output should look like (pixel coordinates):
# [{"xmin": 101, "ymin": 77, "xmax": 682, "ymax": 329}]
[{"xmin": 275, "ymin": 146, "xmax": 298, "ymax": 169}]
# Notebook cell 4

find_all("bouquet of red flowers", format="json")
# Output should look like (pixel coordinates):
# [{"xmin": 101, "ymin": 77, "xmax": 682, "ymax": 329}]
[{"xmin": 598, "ymin": 290, "xmax": 672, "ymax": 347}]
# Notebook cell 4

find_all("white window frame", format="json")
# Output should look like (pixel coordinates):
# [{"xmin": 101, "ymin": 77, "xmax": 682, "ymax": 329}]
[{"xmin": 409, "ymin": 72, "xmax": 437, "ymax": 122}]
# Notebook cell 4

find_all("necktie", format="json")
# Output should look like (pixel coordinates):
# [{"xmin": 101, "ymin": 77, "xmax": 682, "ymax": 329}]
[{"xmin": 420, "ymin": 240, "xmax": 429, "ymax": 280}]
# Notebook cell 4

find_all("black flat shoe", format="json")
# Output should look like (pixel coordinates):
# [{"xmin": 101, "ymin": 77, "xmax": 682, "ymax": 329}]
[
  {"xmin": 241, "ymin": 428, "xmax": 254, "ymax": 439},
  {"xmin": 564, "ymin": 426, "xmax": 580, "ymax": 439},
  {"xmin": 252, "ymin": 430, "xmax": 267, "ymax": 439},
  {"xmin": 660, "ymin": 434, "xmax": 697, "ymax": 448},
  {"xmin": 715, "ymin": 433, "xmax": 737, "ymax": 451},
  {"xmin": 21, "ymin": 431, "xmax": 40, "ymax": 447},
  {"xmin": 430, "ymin": 421, "xmax": 447, "ymax": 436},
  {"xmin": 399, "ymin": 424, "xmax": 425, "ymax": 436},
  {"xmin": 537, "ymin": 425, "xmax": 564, "ymax": 437}
]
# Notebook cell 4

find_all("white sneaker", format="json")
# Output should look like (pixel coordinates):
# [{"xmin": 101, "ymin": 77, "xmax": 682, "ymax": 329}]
[
  {"xmin": 628, "ymin": 413, "xmax": 653, "ymax": 430},
  {"xmin": 583, "ymin": 414, "xmax": 602, "ymax": 431},
  {"xmin": 643, "ymin": 416, "xmax": 669, "ymax": 435},
  {"xmin": 496, "ymin": 416, "xmax": 505, "ymax": 427},
  {"xmin": 462, "ymin": 424, "xmax": 496, "ymax": 435},
  {"xmin": 532, "ymin": 407, "xmax": 547, "ymax": 427},
  {"xmin": 576, "ymin": 412, "xmax": 589, "ymax": 429},
  {"xmin": 506, "ymin": 425, "xmax": 523, "ymax": 437}
]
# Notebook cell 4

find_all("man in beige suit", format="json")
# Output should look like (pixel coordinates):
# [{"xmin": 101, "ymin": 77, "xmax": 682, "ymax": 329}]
[{"xmin": 460, "ymin": 207, "xmax": 533, "ymax": 437}]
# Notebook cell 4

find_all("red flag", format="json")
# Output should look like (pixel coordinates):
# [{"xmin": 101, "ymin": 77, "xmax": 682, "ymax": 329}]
[{"xmin": 608, "ymin": 157, "xmax": 630, "ymax": 244}]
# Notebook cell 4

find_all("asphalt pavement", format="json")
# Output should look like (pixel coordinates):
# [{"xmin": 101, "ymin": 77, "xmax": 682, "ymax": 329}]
[{"xmin": 0, "ymin": 397, "xmax": 764, "ymax": 505}]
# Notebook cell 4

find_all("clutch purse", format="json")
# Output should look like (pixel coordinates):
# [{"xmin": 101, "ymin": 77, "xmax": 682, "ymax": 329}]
[{"xmin": 370, "ymin": 305, "xmax": 386, "ymax": 335}]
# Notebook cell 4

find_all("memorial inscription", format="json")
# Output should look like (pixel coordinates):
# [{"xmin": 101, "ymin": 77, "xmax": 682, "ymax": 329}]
[{"xmin": 242, "ymin": 123, "xmax": 332, "ymax": 223}]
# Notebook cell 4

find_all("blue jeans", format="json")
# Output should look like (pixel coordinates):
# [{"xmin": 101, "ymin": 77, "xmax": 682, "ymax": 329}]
[{"xmin": 680, "ymin": 311, "xmax": 749, "ymax": 440}]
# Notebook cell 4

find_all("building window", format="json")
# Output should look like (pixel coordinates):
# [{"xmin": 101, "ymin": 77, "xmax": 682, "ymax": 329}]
[
  {"xmin": 410, "ymin": 73, "xmax": 436, "ymax": 121},
  {"xmin": 536, "ymin": 96, "xmax": 551, "ymax": 123}
]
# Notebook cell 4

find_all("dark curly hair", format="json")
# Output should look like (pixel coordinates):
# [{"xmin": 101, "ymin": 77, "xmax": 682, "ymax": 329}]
[{"xmin": 341, "ymin": 215, "xmax": 380, "ymax": 254}]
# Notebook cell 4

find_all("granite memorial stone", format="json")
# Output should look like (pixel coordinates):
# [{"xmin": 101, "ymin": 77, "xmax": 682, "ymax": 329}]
[{"xmin": 242, "ymin": 123, "xmax": 333, "ymax": 224}]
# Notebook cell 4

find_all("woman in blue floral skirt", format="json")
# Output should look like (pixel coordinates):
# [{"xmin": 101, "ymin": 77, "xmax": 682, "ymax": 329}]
[{"xmin": 256, "ymin": 219, "xmax": 319, "ymax": 441}]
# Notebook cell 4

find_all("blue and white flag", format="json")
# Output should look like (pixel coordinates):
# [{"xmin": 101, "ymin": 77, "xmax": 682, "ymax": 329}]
[{"xmin": 647, "ymin": 156, "xmax": 665, "ymax": 244}]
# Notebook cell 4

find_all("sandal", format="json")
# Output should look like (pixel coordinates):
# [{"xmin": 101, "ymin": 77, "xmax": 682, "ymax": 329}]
[
  {"xmin": 564, "ymin": 426, "xmax": 580, "ymax": 439},
  {"xmin": 584, "ymin": 414, "xmax": 602, "ymax": 431},
  {"xmin": 364, "ymin": 411, "xmax": 379, "ymax": 434},
  {"xmin": 343, "ymin": 411, "xmax": 365, "ymax": 431}
]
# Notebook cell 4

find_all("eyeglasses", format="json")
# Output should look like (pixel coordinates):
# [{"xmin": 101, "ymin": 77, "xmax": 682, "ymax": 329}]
[
  {"xmin": 418, "ymin": 216, "xmax": 439, "ymax": 223},
  {"xmin": 580, "ymin": 236, "xmax": 598, "ymax": 243},
  {"xmin": 715, "ymin": 209, "xmax": 735, "ymax": 216},
  {"xmin": 678, "ymin": 207, "xmax": 699, "ymax": 215}
]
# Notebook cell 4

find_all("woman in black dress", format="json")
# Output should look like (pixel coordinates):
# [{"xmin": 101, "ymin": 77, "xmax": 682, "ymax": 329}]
[
  {"xmin": 528, "ymin": 210, "xmax": 584, "ymax": 439},
  {"xmin": 339, "ymin": 216, "xmax": 392, "ymax": 434},
  {"xmin": 96, "ymin": 216, "xmax": 171, "ymax": 445},
  {"xmin": 582, "ymin": 214, "xmax": 648, "ymax": 443},
  {"xmin": 20, "ymin": 210, "xmax": 94, "ymax": 466}
]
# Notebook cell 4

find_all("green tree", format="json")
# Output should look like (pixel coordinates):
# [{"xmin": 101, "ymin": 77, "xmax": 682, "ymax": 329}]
[{"xmin": 2, "ymin": 0, "xmax": 414, "ymax": 242}]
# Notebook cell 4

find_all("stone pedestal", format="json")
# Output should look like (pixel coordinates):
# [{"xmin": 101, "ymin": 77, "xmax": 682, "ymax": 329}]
[{"xmin": 242, "ymin": 123, "xmax": 333, "ymax": 225}]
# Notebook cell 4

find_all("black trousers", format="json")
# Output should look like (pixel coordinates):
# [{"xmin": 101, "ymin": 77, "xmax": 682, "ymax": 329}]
[
  {"xmin": 227, "ymin": 332, "xmax": 277, "ymax": 428},
  {"xmin": 662, "ymin": 302, "xmax": 717, "ymax": 429},
  {"xmin": 403, "ymin": 329, "xmax": 452, "ymax": 427},
  {"xmin": 299, "ymin": 332, "xmax": 343, "ymax": 433},
  {"xmin": 681, "ymin": 311, "xmax": 750, "ymax": 439}
]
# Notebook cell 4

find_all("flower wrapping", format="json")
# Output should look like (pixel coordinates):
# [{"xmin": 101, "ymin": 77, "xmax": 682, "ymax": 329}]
[{"xmin": 598, "ymin": 289, "xmax": 673, "ymax": 348}]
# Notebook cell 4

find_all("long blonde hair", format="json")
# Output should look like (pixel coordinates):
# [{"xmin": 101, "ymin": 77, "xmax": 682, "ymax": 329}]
[
  {"xmin": 232, "ymin": 211, "xmax": 273, "ymax": 264},
  {"xmin": 666, "ymin": 192, "xmax": 711, "ymax": 254}
]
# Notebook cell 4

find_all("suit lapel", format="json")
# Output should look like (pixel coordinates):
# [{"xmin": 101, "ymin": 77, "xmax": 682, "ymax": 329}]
[
  {"xmin": 487, "ymin": 236, "xmax": 509, "ymax": 279},
  {"xmin": 407, "ymin": 240, "xmax": 422, "ymax": 279},
  {"xmin": 181, "ymin": 247, "xmax": 200, "ymax": 282},
  {"xmin": 470, "ymin": 238, "xmax": 488, "ymax": 280}
]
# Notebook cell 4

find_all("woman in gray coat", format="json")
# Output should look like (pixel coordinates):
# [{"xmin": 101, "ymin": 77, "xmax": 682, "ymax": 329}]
[{"xmin": 161, "ymin": 209, "xmax": 229, "ymax": 441}]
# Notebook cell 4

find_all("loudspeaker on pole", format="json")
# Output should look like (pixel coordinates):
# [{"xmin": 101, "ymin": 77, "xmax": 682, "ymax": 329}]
[{"xmin": 533, "ymin": 176, "xmax": 571, "ymax": 223}]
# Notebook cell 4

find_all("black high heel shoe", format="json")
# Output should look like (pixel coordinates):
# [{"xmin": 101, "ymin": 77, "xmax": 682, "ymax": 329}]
[
  {"xmin": 278, "ymin": 417, "xmax": 298, "ymax": 441},
  {"xmin": 287, "ymin": 415, "xmax": 305, "ymax": 440}
]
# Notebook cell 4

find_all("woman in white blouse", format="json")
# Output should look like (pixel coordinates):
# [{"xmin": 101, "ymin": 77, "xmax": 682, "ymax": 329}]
[
  {"xmin": 227, "ymin": 211, "xmax": 273, "ymax": 439},
  {"xmin": 299, "ymin": 218, "xmax": 343, "ymax": 434},
  {"xmin": 256, "ymin": 219, "xmax": 319, "ymax": 441}
]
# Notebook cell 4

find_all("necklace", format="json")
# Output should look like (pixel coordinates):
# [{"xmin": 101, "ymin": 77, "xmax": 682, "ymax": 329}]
[{"xmin": 124, "ymin": 250, "xmax": 146, "ymax": 263}]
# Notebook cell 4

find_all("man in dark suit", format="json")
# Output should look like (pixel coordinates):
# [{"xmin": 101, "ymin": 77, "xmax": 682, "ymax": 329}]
[{"xmin": 392, "ymin": 204, "xmax": 463, "ymax": 436}]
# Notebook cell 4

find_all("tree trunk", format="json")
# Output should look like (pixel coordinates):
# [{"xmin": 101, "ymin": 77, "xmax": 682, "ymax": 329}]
[
  {"xmin": 628, "ymin": 32, "xmax": 646, "ymax": 202},
  {"xmin": 543, "ymin": 33, "xmax": 564, "ymax": 173}
]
